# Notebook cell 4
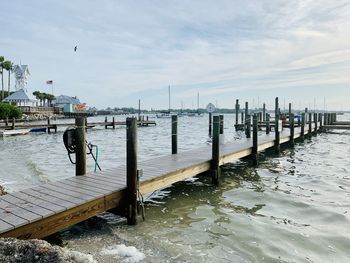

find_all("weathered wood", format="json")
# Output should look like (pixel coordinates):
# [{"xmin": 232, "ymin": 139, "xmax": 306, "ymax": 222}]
[
  {"xmin": 308, "ymin": 113, "xmax": 312, "ymax": 136},
  {"xmin": 288, "ymin": 103, "xmax": 292, "ymax": 117},
  {"xmin": 252, "ymin": 114, "xmax": 258, "ymax": 165},
  {"xmin": 301, "ymin": 113, "xmax": 305, "ymax": 139},
  {"xmin": 211, "ymin": 115, "xmax": 220, "ymax": 185},
  {"xmin": 246, "ymin": 114, "xmax": 251, "ymax": 138},
  {"xmin": 290, "ymin": 113, "xmax": 294, "ymax": 146},
  {"xmin": 105, "ymin": 116, "xmax": 108, "ymax": 129},
  {"xmin": 263, "ymin": 103, "xmax": 266, "ymax": 122},
  {"xmin": 75, "ymin": 117, "xmax": 86, "ymax": 176},
  {"xmin": 266, "ymin": 114, "xmax": 270, "ymax": 134},
  {"xmin": 126, "ymin": 117, "xmax": 138, "ymax": 225},
  {"xmin": 47, "ymin": 118, "xmax": 51, "ymax": 134},
  {"xmin": 208, "ymin": 112, "xmax": 212, "ymax": 137},
  {"xmin": 172, "ymin": 115, "xmax": 178, "ymax": 154},
  {"xmin": 274, "ymin": 97, "xmax": 280, "ymax": 152},
  {"xmin": 112, "ymin": 117, "xmax": 116, "ymax": 129},
  {"xmin": 314, "ymin": 113, "xmax": 318, "ymax": 133},
  {"xmin": 219, "ymin": 115, "xmax": 224, "ymax": 134}
]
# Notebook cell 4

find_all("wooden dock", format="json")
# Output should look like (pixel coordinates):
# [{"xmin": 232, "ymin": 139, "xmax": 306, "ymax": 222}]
[
  {"xmin": 0, "ymin": 118, "xmax": 320, "ymax": 239},
  {"xmin": 0, "ymin": 117, "xmax": 156, "ymax": 133}
]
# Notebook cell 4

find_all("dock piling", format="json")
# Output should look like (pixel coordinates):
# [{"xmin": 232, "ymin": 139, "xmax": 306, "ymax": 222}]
[
  {"xmin": 308, "ymin": 113, "xmax": 312, "ymax": 136},
  {"xmin": 246, "ymin": 115, "xmax": 251, "ymax": 138},
  {"xmin": 126, "ymin": 117, "xmax": 138, "ymax": 225},
  {"xmin": 266, "ymin": 114, "xmax": 270, "ymax": 134},
  {"xmin": 263, "ymin": 103, "xmax": 266, "ymax": 122},
  {"xmin": 211, "ymin": 115, "xmax": 220, "ymax": 185},
  {"xmin": 11, "ymin": 118, "xmax": 15, "ymax": 130},
  {"xmin": 252, "ymin": 114, "xmax": 258, "ymax": 165},
  {"xmin": 112, "ymin": 117, "xmax": 116, "ymax": 129},
  {"xmin": 274, "ymin": 97, "xmax": 280, "ymax": 152},
  {"xmin": 75, "ymin": 117, "xmax": 86, "ymax": 176},
  {"xmin": 290, "ymin": 113, "xmax": 294, "ymax": 146},
  {"xmin": 301, "ymin": 113, "xmax": 305, "ymax": 139},
  {"xmin": 105, "ymin": 117, "xmax": 108, "ymax": 129},
  {"xmin": 208, "ymin": 112, "xmax": 212, "ymax": 137},
  {"xmin": 171, "ymin": 115, "xmax": 178, "ymax": 154},
  {"xmin": 235, "ymin": 99, "xmax": 239, "ymax": 126}
]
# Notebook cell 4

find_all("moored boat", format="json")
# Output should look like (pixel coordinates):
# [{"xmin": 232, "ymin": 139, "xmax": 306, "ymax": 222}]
[{"xmin": 0, "ymin": 129, "xmax": 31, "ymax": 137}]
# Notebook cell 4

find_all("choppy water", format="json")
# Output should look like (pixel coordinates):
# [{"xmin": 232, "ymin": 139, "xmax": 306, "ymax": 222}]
[{"xmin": 1, "ymin": 114, "xmax": 350, "ymax": 262}]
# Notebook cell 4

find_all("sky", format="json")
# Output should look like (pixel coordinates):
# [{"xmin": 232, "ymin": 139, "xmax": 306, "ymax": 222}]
[{"xmin": 1, "ymin": 0, "xmax": 350, "ymax": 110}]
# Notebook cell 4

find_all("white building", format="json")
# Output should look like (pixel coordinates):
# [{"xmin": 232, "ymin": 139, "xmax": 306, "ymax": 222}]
[{"xmin": 2, "ymin": 89, "xmax": 37, "ymax": 106}]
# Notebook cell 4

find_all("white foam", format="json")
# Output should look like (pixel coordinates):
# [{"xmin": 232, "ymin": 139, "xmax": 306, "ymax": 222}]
[{"xmin": 101, "ymin": 244, "xmax": 145, "ymax": 262}]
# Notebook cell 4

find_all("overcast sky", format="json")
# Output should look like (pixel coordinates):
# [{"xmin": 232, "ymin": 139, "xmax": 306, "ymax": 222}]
[{"xmin": 1, "ymin": 0, "xmax": 350, "ymax": 110}]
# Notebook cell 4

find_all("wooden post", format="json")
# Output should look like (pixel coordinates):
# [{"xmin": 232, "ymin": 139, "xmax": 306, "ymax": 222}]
[
  {"xmin": 241, "ymin": 112, "xmax": 244, "ymax": 124},
  {"xmin": 208, "ymin": 112, "xmax": 212, "ymax": 137},
  {"xmin": 319, "ymin": 114, "xmax": 323, "ymax": 130},
  {"xmin": 171, "ymin": 115, "xmax": 178, "ymax": 154},
  {"xmin": 235, "ymin": 99, "xmax": 239, "ymax": 125},
  {"xmin": 126, "ymin": 117, "xmax": 138, "ymax": 225},
  {"xmin": 308, "ymin": 113, "xmax": 312, "ymax": 136},
  {"xmin": 211, "ymin": 115, "xmax": 220, "ymax": 185},
  {"xmin": 112, "ymin": 117, "xmax": 116, "ymax": 129},
  {"xmin": 263, "ymin": 103, "xmax": 266, "ymax": 122},
  {"xmin": 47, "ymin": 117, "xmax": 51, "ymax": 134},
  {"xmin": 258, "ymin": 112, "xmax": 262, "ymax": 123},
  {"xmin": 11, "ymin": 118, "xmax": 15, "ymax": 130},
  {"xmin": 246, "ymin": 114, "xmax": 251, "ymax": 138},
  {"xmin": 274, "ymin": 97, "xmax": 280, "ymax": 152},
  {"xmin": 289, "ymin": 113, "xmax": 294, "ymax": 146},
  {"xmin": 219, "ymin": 115, "xmax": 224, "ymax": 134},
  {"xmin": 105, "ymin": 116, "xmax": 108, "ymax": 129},
  {"xmin": 314, "ymin": 113, "xmax": 317, "ymax": 133},
  {"xmin": 245, "ymin": 101, "xmax": 248, "ymax": 123},
  {"xmin": 5, "ymin": 117, "xmax": 8, "ymax": 127},
  {"xmin": 266, "ymin": 114, "xmax": 270, "ymax": 134},
  {"xmin": 301, "ymin": 113, "xmax": 305, "ymax": 139},
  {"xmin": 138, "ymin": 99, "xmax": 141, "ymax": 121},
  {"xmin": 75, "ymin": 117, "xmax": 86, "ymax": 176},
  {"xmin": 252, "ymin": 114, "xmax": 258, "ymax": 165},
  {"xmin": 288, "ymin": 103, "xmax": 292, "ymax": 117}
]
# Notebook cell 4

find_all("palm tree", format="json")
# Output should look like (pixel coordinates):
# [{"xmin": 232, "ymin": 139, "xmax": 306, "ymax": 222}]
[
  {"xmin": 2, "ymin": 61, "xmax": 12, "ymax": 93},
  {"xmin": 0, "ymin": 56, "xmax": 4, "ymax": 100}
]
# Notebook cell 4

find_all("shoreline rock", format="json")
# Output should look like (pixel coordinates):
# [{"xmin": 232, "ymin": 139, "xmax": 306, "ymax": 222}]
[{"xmin": 0, "ymin": 238, "xmax": 96, "ymax": 263}]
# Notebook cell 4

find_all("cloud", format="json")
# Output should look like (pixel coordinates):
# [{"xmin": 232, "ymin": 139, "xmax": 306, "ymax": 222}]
[{"xmin": 0, "ymin": 0, "xmax": 350, "ymax": 109}]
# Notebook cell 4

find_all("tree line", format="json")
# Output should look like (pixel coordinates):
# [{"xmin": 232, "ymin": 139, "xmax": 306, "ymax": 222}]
[
  {"xmin": 0, "ymin": 56, "xmax": 13, "ymax": 101},
  {"xmin": 32, "ymin": 91, "xmax": 55, "ymax": 107}
]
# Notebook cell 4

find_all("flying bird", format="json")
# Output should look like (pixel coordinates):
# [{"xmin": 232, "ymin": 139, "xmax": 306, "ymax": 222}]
[{"xmin": 74, "ymin": 46, "xmax": 77, "ymax": 52}]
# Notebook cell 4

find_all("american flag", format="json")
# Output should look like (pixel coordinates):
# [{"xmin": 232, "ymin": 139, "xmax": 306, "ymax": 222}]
[{"xmin": 46, "ymin": 80, "xmax": 53, "ymax": 85}]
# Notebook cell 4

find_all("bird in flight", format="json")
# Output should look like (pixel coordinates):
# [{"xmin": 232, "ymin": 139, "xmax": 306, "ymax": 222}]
[{"xmin": 74, "ymin": 46, "xmax": 78, "ymax": 52}]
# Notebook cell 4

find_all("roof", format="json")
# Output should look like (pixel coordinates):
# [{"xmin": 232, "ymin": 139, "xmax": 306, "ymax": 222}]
[
  {"xmin": 54, "ymin": 95, "xmax": 80, "ymax": 105},
  {"xmin": 2, "ymin": 89, "xmax": 36, "ymax": 102}
]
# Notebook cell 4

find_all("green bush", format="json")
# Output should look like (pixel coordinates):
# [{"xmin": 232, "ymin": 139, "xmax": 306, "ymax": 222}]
[{"xmin": 0, "ymin": 103, "xmax": 22, "ymax": 120}]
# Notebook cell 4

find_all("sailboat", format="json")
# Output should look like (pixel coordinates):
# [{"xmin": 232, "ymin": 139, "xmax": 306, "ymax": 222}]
[
  {"xmin": 156, "ymin": 85, "xmax": 172, "ymax": 118},
  {"xmin": 187, "ymin": 92, "xmax": 203, "ymax": 117}
]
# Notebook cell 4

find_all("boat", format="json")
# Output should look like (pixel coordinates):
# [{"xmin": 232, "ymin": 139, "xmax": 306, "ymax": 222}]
[
  {"xmin": 30, "ymin": 127, "xmax": 47, "ymax": 132},
  {"xmin": 156, "ymin": 85, "xmax": 173, "ymax": 118},
  {"xmin": 0, "ymin": 129, "xmax": 31, "ymax": 137},
  {"xmin": 187, "ymin": 92, "xmax": 203, "ymax": 117}
]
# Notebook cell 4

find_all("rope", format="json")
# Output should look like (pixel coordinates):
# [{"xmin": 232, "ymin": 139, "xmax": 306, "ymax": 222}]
[
  {"xmin": 137, "ymin": 170, "xmax": 145, "ymax": 221},
  {"xmin": 94, "ymin": 145, "xmax": 99, "ymax": 173}
]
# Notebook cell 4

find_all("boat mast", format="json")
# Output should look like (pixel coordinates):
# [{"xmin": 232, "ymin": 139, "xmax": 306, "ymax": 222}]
[
  {"xmin": 197, "ymin": 92, "xmax": 199, "ymax": 113},
  {"xmin": 168, "ymin": 85, "xmax": 171, "ymax": 113}
]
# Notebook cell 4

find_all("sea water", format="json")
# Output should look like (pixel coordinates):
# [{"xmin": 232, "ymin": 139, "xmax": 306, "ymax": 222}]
[{"xmin": 0, "ymin": 114, "xmax": 349, "ymax": 262}]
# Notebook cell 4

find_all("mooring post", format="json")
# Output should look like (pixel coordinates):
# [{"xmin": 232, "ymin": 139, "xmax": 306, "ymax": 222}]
[
  {"xmin": 235, "ymin": 99, "xmax": 239, "ymax": 126},
  {"xmin": 126, "ymin": 117, "xmax": 138, "ymax": 225},
  {"xmin": 47, "ymin": 117, "xmax": 51, "ymax": 134},
  {"xmin": 241, "ymin": 112, "xmax": 244, "ymax": 124},
  {"xmin": 5, "ymin": 117, "xmax": 8, "ymax": 127},
  {"xmin": 11, "ymin": 117, "xmax": 15, "ymax": 130},
  {"xmin": 138, "ymin": 99, "xmax": 141, "ymax": 121},
  {"xmin": 263, "ymin": 103, "xmax": 266, "ymax": 122},
  {"xmin": 211, "ymin": 115, "xmax": 220, "ymax": 185},
  {"xmin": 314, "ymin": 113, "xmax": 317, "ymax": 134},
  {"xmin": 245, "ymin": 101, "xmax": 248, "ymax": 123},
  {"xmin": 290, "ymin": 113, "xmax": 294, "ymax": 146},
  {"xmin": 208, "ymin": 112, "xmax": 212, "ymax": 137},
  {"xmin": 171, "ymin": 115, "xmax": 178, "ymax": 154},
  {"xmin": 274, "ymin": 97, "xmax": 280, "ymax": 152},
  {"xmin": 319, "ymin": 114, "xmax": 323, "ymax": 130},
  {"xmin": 246, "ymin": 115, "xmax": 251, "ymax": 138},
  {"xmin": 308, "ymin": 113, "xmax": 312, "ymax": 136},
  {"xmin": 219, "ymin": 115, "xmax": 224, "ymax": 134},
  {"xmin": 75, "ymin": 117, "xmax": 86, "ymax": 176},
  {"xmin": 301, "ymin": 113, "xmax": 305, "ymax": 139},
  {"xmin": 252, "ymin": 114, "xmax": 258, "ymax": 165},
  {"xmin": 288, "ymin": 103, "xmax": 292, "ymax": 117},
  {"xmin": 105, "ymin": 116, "xmax": 108, "ymax": 129},
  {"xmin": 112, "ymin": 117, "xmax": 116, "ymax": 129},
  {"xmin": 266, "ymin": 114, "xmax": 270, "ymax": 134}
]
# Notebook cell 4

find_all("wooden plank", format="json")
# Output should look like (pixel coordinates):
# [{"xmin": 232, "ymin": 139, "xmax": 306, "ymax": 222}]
[
  {"xmin": 71, "ymin": 175, "xmax": 125, "ymax": 190},
  {"xmin": 0, "ymin": 199, "xmax": 41, "ymax": 223},
  {"xmin": 1, "ymin": 194, "xmax": 54, "ymax": 218},
  {"xmin": 59, "ymin": 178, "xmax": 111, "ymax": 195},
  {"xmin": 10, "ymin": 192, "xmax": 66, "ymax": 213},
  {"xmin": 39, "ymin": 184, "xmax": 95, "ymax": 202},
  {"xmin": 23, "ymin": 188, "xmax": 82, "ymax": 207},
  {"xmin": 1, "ymin": 197, "xmax": 106, "ymax": 239},
  {"xmin": 0, "ymin": 208, "xmax": 29, "ymax": 229},
  {"xmin": 49, "ymin": 181, "xmax": 105, "ymax": 199},
  {"xmin": 0, "ymin": 219, "xmax": 14, "ymax": 233}
]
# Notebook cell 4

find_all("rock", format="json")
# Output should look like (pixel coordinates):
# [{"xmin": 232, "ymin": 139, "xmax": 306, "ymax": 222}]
[
  {"xmin": 0, "ymin": 238, "xmax": 96, "ymax": 263},
  {"xmin": 0, "ymin": 185, "xmax": 7, "ymax": 196}
]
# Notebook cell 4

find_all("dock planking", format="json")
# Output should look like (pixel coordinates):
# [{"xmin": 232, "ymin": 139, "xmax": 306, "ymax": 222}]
[{"xmin": 0, "ymin": 121, "xmax": 321, "ymax": 239}]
